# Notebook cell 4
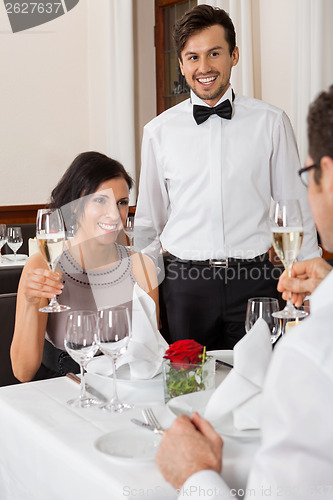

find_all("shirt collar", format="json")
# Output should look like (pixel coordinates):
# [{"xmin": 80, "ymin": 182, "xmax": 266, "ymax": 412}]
[
  {"xmin": 310, "ymin": 268, "xmax": 333, "ymax": 314},
  {"xmin": 190, "ymin": 86, "xmax": 234, "ymax": 108}
]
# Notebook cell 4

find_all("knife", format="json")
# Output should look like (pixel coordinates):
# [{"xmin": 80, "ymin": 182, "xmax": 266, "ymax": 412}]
[
  {"xmin": 131, "ymin": 418, "xmax": 164, "ymax": 435},
  {"xmin": 66, "ymin": 372, "xmax": 108, "ymax": 403},
  {"xmin": 215, "ymin": 359, "xmax": 233, "ymax": 369}
]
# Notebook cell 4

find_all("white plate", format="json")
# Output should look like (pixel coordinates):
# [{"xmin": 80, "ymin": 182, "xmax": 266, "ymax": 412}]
[
  {"xmin": 87, "ymin": 356, "xmax": 162, "ymax": 384},
  {"xmin": 3, "ymin": 253, "xmax": 28, "ymax": 261},
  {"xmin": 167, "ymin": 390, "xmax": 260, "ymax": 439},
  {"xmin": 207, "ymin": 350, "xmax": 234, "ymax": 366},
  {"xmin": 95, "ymin": 428, "xmax": 161, "ymax": 462}
]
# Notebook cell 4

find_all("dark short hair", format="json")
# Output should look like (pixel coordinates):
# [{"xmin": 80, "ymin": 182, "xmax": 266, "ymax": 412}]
[
  {"xmin": 307, "ymin": 85, "xmax": 333, "ymax": 184},
  {"xmin": 173, "ymin": 4, "xmax": 236, "ymax": 60},
  {"xmin": 49, "ymin": 151, "xmax": 133, "ymax": 209}
]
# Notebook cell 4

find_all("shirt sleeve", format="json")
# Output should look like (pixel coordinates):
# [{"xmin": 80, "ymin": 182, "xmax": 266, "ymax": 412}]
[
  {"xmin": 134, "ymin": 125, "xmax": 169, "ymax": 265},
  {"xmin": 270, "ymin": 112, "xmax": 320, "ymax": 260},
  {"xmin": 178, "ymin": 470, "xmax": 234, "ymax": 499},
  {"xmin": 245, "ymin": 340, "xmax": 333, "ymax": 499}
]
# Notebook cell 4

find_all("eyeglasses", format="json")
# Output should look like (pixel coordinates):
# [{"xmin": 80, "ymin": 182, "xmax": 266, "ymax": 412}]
[{"xmin": 298, "ymin": 164, "xmax": 319, "ymax": 187}]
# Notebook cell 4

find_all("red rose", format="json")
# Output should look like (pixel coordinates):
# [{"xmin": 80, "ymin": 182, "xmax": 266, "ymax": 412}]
[{"xmin": 164, "ymin": 339, "xmax": 205, "ymax": 369}]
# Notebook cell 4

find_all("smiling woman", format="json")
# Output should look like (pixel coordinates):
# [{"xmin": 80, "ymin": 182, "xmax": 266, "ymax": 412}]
[{"xmin": 10, "ymin": 152, "xmax": 159, "ymax": 383}]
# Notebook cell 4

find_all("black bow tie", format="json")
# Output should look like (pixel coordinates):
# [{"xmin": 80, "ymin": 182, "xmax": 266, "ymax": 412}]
[{"xmin": 193, "ymin": 99, "xmax": 233, "ymax": 125}]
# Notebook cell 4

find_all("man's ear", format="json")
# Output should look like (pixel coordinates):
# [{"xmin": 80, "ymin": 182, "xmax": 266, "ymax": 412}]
[
  {"xmin": 320, "ymin": 156, "xmax": 333, "ymax": 194},
  {"xmin": 178, "ymin": 58, "xmax": 184, "ymax": 76},
  {"xmin": 232, "ymin": 46, "xmax": 239, "ymax": 67}
]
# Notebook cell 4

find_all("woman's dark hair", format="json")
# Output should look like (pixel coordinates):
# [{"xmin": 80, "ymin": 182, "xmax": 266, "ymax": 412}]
[
  {"xmin": 307, "ymin": 85, "xmax": 333, "ymax": 185},
  {"xmin": 48, "ymin": 152, "xmax": 133, "ymax": 232},
  {"xmin": 49, "ymin": 151, "xmax": 133, "ymax": 209},
  {"xmin": 173, "ymin": 4, "xmax": 236, "ymax": 61}
]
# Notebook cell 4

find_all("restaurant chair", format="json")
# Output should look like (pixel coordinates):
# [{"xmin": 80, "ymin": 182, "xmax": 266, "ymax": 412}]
[{"xmin": 0, "ymin": 293, "xmax": 20, "ymax": 387}]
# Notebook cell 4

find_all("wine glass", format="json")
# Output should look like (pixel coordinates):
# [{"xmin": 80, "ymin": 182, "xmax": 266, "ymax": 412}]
[
  {"xmin": 0, "ymin": 224, "xmax": 7, "ymax": 263},
  {"xmin": 36, "ymin": 208, "xmax": 70, "ymax": 313},
  {"xmin": 270, "ymin": 199, "xmax": 308, "ymax": 319},
  {"xmin": 6, "ymin": 227, "xmax": 23, "ymax": 261},
  {"xmin": 123, "ymin": 216, "xmax": 134, "ymax": 249},
  {"xmin": 245, "ymin": 297, "xmax": 281, "ymax": 345},
  {"xmin": 64, "ymin": 310, "xmax": 100, "ymax": 408},
  {"xmin": 97, "ymin": 306, "xmax": 132, "ymax": 413}
]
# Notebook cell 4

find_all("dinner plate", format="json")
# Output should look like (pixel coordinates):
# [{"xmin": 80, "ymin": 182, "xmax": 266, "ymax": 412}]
[
  {"xmin": 167, "ymin": 390, "xmax": 260, "ymax": 439},
  {"xmin": 207, "ymin": 350, "xmax": 234, "ymax": 365},
  {"xmin": 95, "ymin": 428, "xmax": 162, "ymax": 462},
  {"xmin": 87, "ymin": 356, "xmax": 162, "ymax": 384},
  {"xmin": 3, "ymin": 254, "xmax": 28, "ymax": 261}
]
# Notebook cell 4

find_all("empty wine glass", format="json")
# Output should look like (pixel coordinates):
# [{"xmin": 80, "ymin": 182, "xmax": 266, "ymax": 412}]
[
  {"xmin": 36, "ymin": 208, "xmax": 70, "ymax": 313},
  {"xmin": 0, "ymin": 224, "xmax": 6, "ymax": 263},
  {"xmin": 245, "ymin": 297, "xmax": 281, "ymax": 345},
  {"xmin": 123, "ymin": 216, "xmax": 134, "ymax": 249},
  {"xmin": 6, "ymin": 226, "xmax": 23, "ymax": 261},
  {"xmin": 64, "ymin": 310, "xmax": 100, "ymax": 408},
  {"xmin": 270, "ymin": 199, "xmax": 308, "ymax": 319},
  {"xmin": 97, "ymin": 306, "xmax": 132, "ymax": 413}
]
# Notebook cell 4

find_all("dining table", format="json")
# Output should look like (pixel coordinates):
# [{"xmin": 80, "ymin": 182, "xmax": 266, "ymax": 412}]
[{"xmin": 0, "ymin": 355, "xmax": 261, "ymax": 500}]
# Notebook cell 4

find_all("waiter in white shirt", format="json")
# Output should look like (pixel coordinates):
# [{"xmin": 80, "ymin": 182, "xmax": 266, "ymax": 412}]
[
  {"xmin": 135, "ymin": 4, "xmax": 319, "ymax": 349},
  {"xmin": 155, "ymin": 84, "xmax": 333, "ymax": 499}
]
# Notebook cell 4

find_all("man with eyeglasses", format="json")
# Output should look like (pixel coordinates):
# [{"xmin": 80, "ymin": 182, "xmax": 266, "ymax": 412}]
[{"xmin": 156, "ymin": 85, "xmax": 333, "ymax": 498}]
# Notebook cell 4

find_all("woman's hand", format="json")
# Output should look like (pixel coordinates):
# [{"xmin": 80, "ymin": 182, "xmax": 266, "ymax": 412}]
[{"xmin": 20, "ymin": 267, "xmax": 64, "ymax": 305}]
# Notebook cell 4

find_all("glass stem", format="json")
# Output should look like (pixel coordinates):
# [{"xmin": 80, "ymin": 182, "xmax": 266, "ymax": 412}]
[
  {"xmin": 285, "ymin": 267, "xmax": 295, "ymax": 311},
  {"xmin": 111, "ymin": 357, "xmax": 120, "ymax": 403},
  {"xmin": 79, "ymin": 364, "xmax": 87, "ymax": 400}
]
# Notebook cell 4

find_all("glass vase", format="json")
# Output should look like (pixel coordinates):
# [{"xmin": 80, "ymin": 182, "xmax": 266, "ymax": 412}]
[{"xmin": 162, "ymin": 356, "xmax": 215, "ymax": 403}]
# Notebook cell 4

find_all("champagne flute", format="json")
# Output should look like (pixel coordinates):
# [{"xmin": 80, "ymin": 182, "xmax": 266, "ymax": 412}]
[
  {"xmin": 245, "ymin": 297, "xmax": 281, "ymax": 344},
  {"xmin": 36, "ymin": 208, "xmax": 70, "ymax": 313},
  {"xmin": 64, "ymin": 310, "xmax": 100, "ymax": 408},
  {"xmin": 270, "ymin": 199, "xmax": 308, "ymax": 319},
  {"xmin": 0, "ymin": 224, "xmax": 6, "ymax": 263},
  {"xmin": 123, "ymin": 216, "xmax": 134, "ymax": 249},
  {"xmin": 6, "ymin": 227, "xmax": 23, "ymax": 261},
  {"xmin": 97, "ymin": 306, "xmax": 132, "ymax": 413}
]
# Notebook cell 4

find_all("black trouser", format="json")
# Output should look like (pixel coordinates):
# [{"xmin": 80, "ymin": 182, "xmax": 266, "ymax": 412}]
[{"xmin": 159, "ymin": 254, "xmax": 283, "ymax": 350}]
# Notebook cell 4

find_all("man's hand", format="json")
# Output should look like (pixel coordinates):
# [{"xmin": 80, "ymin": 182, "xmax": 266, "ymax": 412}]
[
  {"xmin": 155, "ymin": 412, "xmax": 223, "ymax": 490},
  {"xmin": 277, "ymin": 257, "xmax": 332, "ymax": 307}
]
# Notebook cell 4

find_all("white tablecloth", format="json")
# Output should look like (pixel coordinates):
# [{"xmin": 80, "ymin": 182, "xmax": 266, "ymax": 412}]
[{"xmin": 0, "ymin": 364, "xmax": 260, "ymax": 500}]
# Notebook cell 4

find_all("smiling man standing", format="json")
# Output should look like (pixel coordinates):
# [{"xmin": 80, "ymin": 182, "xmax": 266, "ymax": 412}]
[{"xmin": 135, "ymin": 4, "xmax": 319, "ymax": 349}]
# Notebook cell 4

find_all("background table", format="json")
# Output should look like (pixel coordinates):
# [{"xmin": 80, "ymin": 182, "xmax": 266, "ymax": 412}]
[{"xmin": 0, "ymin": 367, "xmax": 260, "ymax": 500}]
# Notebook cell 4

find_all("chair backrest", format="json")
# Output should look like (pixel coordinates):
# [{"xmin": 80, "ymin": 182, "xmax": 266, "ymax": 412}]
[{"xmin": 0, "ymin": 293, "xmax": 19, "ymax": 386}]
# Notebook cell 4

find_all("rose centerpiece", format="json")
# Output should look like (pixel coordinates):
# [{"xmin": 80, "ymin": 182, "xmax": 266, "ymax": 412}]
[{"xmin": 162, "ymin": 339, "xmax": 215, "ymax": 402}]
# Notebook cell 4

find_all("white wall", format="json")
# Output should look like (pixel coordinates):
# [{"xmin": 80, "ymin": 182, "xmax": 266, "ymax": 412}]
[{"xmin": 0, "ymin": 0, "xmax": 90, "ymax": 205}]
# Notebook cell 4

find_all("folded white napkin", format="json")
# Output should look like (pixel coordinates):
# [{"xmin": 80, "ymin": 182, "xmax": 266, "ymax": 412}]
[
  {"xmin": 117, "ymin": 283, "xmax": 168, "ymax": 379},
  {"xmin": 204, "ymin": 318, "xmax": 272, "ymax": 430},
  {"xmin": 88, "ymin": 283, "xmax": 168, "ymax": 380}
]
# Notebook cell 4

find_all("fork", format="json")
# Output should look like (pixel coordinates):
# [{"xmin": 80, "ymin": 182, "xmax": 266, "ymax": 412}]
[{"xmin": 142, "ymin": 407, "xmax": 165, "ymax": 434}]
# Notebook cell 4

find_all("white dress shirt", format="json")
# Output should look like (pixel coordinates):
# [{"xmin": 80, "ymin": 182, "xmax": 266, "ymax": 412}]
[
  {"xmin": 135, "ymin": 87, "xmax": 319, "ymax": 261},
  {"xmin": 179, "ymin": 269, "xmax": 333, "ymax": 499}
]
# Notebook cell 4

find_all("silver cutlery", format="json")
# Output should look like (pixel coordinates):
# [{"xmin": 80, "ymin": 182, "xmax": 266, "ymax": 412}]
[
  {"xmin": 131, "ymin": 418, "xmax": 164, "ymax": 435},
  {"xmin": 142, "ymin": 407, "xmax": 165, "ymax": 434},
  {"xmin": 215, "ymin": 359, "xmax": 233, "ymax": 370}
]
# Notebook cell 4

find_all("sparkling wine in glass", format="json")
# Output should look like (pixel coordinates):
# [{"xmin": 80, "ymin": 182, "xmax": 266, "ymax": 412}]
[
  {"xmin": 0, "ymin": 224, "xmax": 7, "ymax": 263},
  {"xmin": 6, "ymin": 226, "xmax": 23, "ymax": 261},
  {"xmin": 245, "ymin": 297, "xmax": 281, "ymax": 344},
  {"xmin": 270, "ymin": 199, "xmax": 308, "ymax": 319},
  {"xmin": 36, "ymin": 208, "xmax": 70, "ymax": 313},
  {"xmin": 123, "ymin": 216, "xmax": 134, "ymax": 249},
  {"xmin": 64, "ymin": 310, "xmax": 100, "ymax": 408},
  {"xmin": 97, "ymin": 306, "xmax": 132, "ymax": 413}
]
